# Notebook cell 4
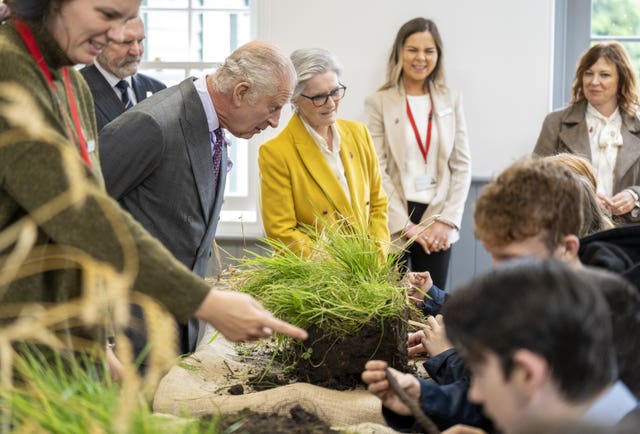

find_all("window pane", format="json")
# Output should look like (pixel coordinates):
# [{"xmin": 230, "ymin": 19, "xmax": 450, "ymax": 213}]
[
  {"xmin": 617, "ymin": 41, "xmax": 640, "ymax": 81},
  {"xmin": 194, "ymin": 0, "xmax": 250, "ymax": 8},
  {"xmin": 191, "ymin": 11, "xmax": 252, "ymax": 60},
  {"xmin": 137, "ymin": 68, "xmax": 187, "ymax": 87},
  {"xmin": 139, "ymin": 0, "xmax": 253, "ymax": 209},
  {"xmin": 144, "ymin": 12, "xmax": 190, "ymax": 61},
  {"xmin": 142, "ymin": 0, "xmax": 188, "ymax": 8},
  {"xmin": 592, "ymin": 0, "xmax": 640, "ymax": 36}
]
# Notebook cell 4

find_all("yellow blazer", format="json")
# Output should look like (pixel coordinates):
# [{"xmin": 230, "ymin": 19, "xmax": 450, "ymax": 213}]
[{"xmin": 258, "ymin": 113, "xmax": 390, "ymax": 256}]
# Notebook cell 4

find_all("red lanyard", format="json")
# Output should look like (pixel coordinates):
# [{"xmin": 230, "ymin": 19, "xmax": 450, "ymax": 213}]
[
  {"xmin": 13, "ymin": 19, "xmax": 92, "ymax": 168},
  {"xmin": 406, "ymin": 93, "xmax": 434, "ymax": 164}
]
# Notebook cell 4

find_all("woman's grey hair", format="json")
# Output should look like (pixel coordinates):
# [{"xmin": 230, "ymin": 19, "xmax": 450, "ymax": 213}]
[
  {"xmin": 289, "ymin": 48, "xmax": 343, "ymax": 102},
  {"xmin": 213, "ymin": 40, "xmax": 296, "ymax": 103}
]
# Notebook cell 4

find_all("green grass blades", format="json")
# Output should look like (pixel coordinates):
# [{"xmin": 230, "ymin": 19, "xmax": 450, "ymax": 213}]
[
  {"xmin": 1, "ymin": 347, "xmax": 221, "ymax": 434},
  {"xmin": 233, "ymin": 222, "xmax": 406, "ymax": 339}
]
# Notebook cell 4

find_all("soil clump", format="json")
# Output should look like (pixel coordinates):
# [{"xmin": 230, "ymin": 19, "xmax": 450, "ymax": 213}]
[
  {"xmin": 205, "ymin": 405, "xmax": 338, "ymax": 433},
  {"xmin": 290, "ymin": 315, "xmax": 409, "ymax": 390}
]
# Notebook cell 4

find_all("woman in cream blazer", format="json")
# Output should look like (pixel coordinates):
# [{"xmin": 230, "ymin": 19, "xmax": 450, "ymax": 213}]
[
  {"xmin": 366, "ymin": 18, "xmax": 471, "ymax": 288},
  {"xmin": 259, "ymin": 48, "xmax": 389, "ymax": 257}
]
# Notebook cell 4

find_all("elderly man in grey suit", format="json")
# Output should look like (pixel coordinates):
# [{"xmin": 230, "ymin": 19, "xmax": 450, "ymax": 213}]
[
  {"xmin": 99, "ymin": 40, "xmax": 296, "ymax": 355},
  {"xmin": 81, "ymin": 17, "xmax": 166, "ymax": 131}
]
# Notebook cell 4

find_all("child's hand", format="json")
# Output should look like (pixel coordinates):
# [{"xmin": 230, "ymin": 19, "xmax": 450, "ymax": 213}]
[{"xmin": 407, "ymin": 271, "xmax": 433, "ymax": 307}]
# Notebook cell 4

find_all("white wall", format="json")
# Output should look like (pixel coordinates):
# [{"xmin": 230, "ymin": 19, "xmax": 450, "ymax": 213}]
[{"xmin": 253, "ymin": 0, "xmax": 555, "ymax": 178}]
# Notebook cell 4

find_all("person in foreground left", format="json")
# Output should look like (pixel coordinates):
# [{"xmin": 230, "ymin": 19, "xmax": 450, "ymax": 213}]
[{"xmin": 0, "ymin": 0, "xmax": 306, "ymax": 370}]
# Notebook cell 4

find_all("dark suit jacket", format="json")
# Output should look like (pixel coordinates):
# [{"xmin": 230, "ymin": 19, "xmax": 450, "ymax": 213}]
[
  {"xmin": 80, "ymin": 64, "xmax": 166, "ymax": 131},
  {"xmin": 99, "ymin": 78, "xmax": 228, "ymax": 279}
]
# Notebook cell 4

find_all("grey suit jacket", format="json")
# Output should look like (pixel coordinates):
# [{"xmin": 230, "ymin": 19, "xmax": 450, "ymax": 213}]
[
  {"xmin": 534, "ymin": 101, "xmax": 640, "ymax": 199},
  {"xmin": 99, "ymin": 78, "xmax": 228, "ymax": 278},
  {"xmin": 80, "ymin": 64, "xmax": 166, "ymax": 132}
]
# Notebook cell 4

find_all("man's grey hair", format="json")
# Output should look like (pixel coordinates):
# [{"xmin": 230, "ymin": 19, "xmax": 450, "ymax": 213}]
[
  {"xmin": 290, "ymin": 48, "xmax": 343, "ymax": 102},
  {"xmin": 213, "ymin": 40, "xmax": 295, "ymax": 102}
]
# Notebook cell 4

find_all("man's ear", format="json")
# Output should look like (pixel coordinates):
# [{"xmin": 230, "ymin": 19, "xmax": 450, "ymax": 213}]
[
  {"xmin": 231, "ymin": 82, "xmax": 251, "ymax": 107},
  {"xmin": 510, "ymin": 349, "xmax": 551, "ymax": 397}
]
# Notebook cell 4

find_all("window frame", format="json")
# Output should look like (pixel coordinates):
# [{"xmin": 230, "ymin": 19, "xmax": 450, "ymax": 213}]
[
  {"xmin": 553, "ymin": 0, "xmax": 591, "ymax": 109},
  {"xmin": 138, "ymin": 0, "xmax": 264, "ymax": 236}
]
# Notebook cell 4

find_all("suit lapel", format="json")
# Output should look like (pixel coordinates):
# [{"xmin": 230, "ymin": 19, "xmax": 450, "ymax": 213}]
[
  {"xmin": 383, "ymin": 88, "xmax": 407, "ymax": 174},
  {"xmin": 337, "ymin": 123, "xmax": 361, "ymax": 223},
  {"xmin": 290, "ymin": 114, "xmax": 352, "ymax": 218},
  {"xmin": 85, "ymin": 65, "xmax": 125, "ymax": 122},
  {"xmin": 179, "ymin": 79, "xmax": 216, "ymax": 224},
  {"xmin": 197, "ymin": 142, "xmax": 228, "ymax": 260},
  {"xmin": 615, "ymin": 112, "xmax": 640, "ymax": 191},
  {"xmin": 558, "ymin": 103, "xmax": 592, "ymax": 159},
  {"xmin": 131, "ymin": 75, "xmax": 145, "ymax": 102},
  {"xmin": 431, "ymin": 83, "xmax": 454, "ymax": 169}
]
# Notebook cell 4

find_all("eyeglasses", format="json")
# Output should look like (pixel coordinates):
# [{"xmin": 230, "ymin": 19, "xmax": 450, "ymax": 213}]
[{"xmin": 300, "ymin": 84, "xmax": 347, "ymax": 107}]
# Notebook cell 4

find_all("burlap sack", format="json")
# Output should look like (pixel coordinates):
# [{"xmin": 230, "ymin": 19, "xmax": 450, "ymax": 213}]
[{"xmin": 153, "ymin": 327, "xmax": 399, "ymax": 433}]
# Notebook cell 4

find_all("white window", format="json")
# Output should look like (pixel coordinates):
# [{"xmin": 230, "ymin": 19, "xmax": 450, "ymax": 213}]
[
  {"xmin": 591, "ymin": 0, "xmax": 640, "ymax": 80},
  {"xmin": 138, "ymin": 0, "xmax": 261, "ymax": 235}
]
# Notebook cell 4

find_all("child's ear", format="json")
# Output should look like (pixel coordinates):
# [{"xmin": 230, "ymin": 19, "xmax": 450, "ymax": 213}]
[
  {"xmin": 554, "ymin": 234, "xmax": 580, "ymax": 263},
  {"xmin": 511, "ymin": 349, "xmax": 551, "ymax": 397}
]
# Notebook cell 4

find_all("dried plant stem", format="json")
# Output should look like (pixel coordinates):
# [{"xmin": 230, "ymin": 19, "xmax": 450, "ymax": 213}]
[
  {"xmin": 407, "ymin": 319, "xmax": 430, "ymax": 329},
  {"xmin": 384, "ymin": 367, "xmax": 440, "ymax": 434}
]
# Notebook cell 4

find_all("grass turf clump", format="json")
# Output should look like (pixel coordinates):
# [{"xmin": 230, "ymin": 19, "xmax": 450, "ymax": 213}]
[{"xmin": 233, "ymin": 223, "xmax": 409, "ymax": 377}]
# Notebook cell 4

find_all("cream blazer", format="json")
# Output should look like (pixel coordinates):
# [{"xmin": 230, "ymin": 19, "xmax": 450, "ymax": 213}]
[
  {"xmin": 365, "ymin": 83, "xmax": 471, "ymax": 243},
  {"xmin": 258, "ymin": 113, "xmax": 390, "ymax": 256}
]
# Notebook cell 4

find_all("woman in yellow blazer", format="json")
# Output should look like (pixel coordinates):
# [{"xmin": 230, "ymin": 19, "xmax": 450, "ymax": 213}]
[{"xmin": 259, "ymin": 48, "xmax": 389, "ymax": 256}]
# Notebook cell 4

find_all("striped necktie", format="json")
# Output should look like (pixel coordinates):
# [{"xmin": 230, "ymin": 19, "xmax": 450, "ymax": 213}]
[{"xmin": 115, "ymin": 80, "xmax": 133, "ymax": 110}]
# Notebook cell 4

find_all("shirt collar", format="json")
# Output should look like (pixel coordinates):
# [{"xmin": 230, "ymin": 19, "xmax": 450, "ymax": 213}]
[
  {"xmin": 94, "ymin": 60, "xmax": 132, "ymax": 89},
  {"xmin": 581, "ymin": 381, "xmax": 638, "ymax": 426},
  {"xmin": 194, "ymin": 75, "xmax": 220, "ymax": 133},
  {"xmin": 587, "ymin": 103, "xmax": 621, "ymax": 123},
  {"xmin": 299, "ymin": 115, "xmax": 340, "ymax": 154}
]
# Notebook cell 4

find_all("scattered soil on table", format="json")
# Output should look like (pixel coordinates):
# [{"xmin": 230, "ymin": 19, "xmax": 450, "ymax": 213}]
[
  {"xmin": 203, "ymin": 405, "xmax": 337, "ymax": 433},
  {"xmin": 289, "ymin": 315, "xmax": 409, "ymax": 390}
]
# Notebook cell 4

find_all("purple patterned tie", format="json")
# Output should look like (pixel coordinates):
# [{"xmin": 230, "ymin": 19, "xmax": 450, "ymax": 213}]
[{"xmin": 212, "ymin": 128, "xmax": 224, "ymax": 185}]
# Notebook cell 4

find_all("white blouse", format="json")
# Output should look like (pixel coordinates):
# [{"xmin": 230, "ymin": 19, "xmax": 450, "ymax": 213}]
[
  {"xmin": 586, "ymin": 103, "xmax": 623, "ymax": 197},
  {"xmin": 403, "ymin": 94, "xmax": 440, "ymax": 204}
]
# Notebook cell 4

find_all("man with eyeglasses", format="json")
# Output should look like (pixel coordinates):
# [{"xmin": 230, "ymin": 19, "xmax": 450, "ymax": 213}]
[
  {"xmin": 81, "ymin": 16, "xmax": 166, "ymax": 132},
  {"xmin": 259, "ymin": 47, "xmax": 390, "ymax": 257}
]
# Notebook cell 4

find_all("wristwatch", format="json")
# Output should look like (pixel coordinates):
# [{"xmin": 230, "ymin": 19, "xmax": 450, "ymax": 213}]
[{"xmin": 625, "ymin": 189, "xmax": 640, "ymax": 218}]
